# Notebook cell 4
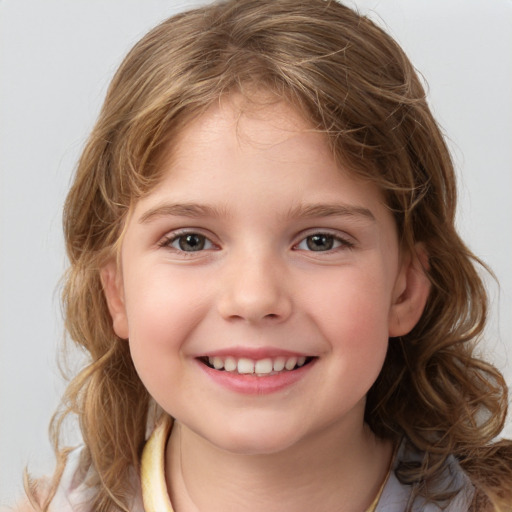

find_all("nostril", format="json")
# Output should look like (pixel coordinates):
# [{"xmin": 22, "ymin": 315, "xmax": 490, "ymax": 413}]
[{"xmin": 217, "ymin": 284, "xmax": 292, "ymax": 323}]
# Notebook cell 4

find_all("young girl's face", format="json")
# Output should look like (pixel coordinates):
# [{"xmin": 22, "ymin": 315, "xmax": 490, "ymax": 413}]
[{"xmin": 103, "ymin": 95, "xmax": 427, "ymax": 455}]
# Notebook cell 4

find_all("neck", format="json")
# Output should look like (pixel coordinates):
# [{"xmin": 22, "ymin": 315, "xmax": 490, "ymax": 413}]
[{"xmin": 165, "ymin": 417, "xmax": 393, "ymax": 512}]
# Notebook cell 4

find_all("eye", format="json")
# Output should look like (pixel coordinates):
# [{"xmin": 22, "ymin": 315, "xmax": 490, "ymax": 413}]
[
  {"xmin": 295, "ymin": 233, "xmax": 352, "ymax": 252},
  {"xmin": 164, "ymin": 233, "xmax": 214, "ymax": 252}
]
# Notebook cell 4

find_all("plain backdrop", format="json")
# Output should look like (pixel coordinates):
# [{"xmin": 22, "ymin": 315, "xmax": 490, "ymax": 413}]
[{"xmin": 1, "ymin": 0, "xmax": 511, "ymax": 505}]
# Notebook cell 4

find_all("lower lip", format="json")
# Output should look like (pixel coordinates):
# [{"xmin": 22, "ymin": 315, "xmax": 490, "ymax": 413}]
[{"xmin": 196, "ymin": 359, "xmax": 315, "ymax": 395}]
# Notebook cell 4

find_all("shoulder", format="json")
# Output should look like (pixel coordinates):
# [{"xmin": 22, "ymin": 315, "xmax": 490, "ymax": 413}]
[
  {"xmin": 377, "ymin": 439, "xmax": 475, "ymax": 511},
  {"xmin": 45, "ymin": 447, "xmax": 145, "ymax": 512},
  {"xmin": 46, "ymin": 447, "xmax": 97, "ymax": 512},
  {"xmin": 6, "ymin": 449, "xmax": 94, "ymax": 512}
]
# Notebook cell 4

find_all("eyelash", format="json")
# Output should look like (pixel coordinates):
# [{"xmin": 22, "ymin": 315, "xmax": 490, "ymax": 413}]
[
  {"xmin": 158, "ymin": 230, "xmax": 354, "ymax": 254},
  {"xmin": 158, "ymin": 230, "xmax": 216, "ymax": 253},
  {"xmin": 293, "ymin": 232, "xmax": 355, "ymax": 252}
]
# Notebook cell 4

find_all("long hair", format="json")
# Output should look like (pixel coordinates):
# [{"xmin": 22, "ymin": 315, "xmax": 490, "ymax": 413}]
[{"xmin": 29, "ymin": 1, "xmax": 511, "ymax": 510}]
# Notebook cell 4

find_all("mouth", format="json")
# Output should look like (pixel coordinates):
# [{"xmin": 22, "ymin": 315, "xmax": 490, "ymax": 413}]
[{"xmin": 198, "ymin": 355, "xmax": 316, "ymax": 376}]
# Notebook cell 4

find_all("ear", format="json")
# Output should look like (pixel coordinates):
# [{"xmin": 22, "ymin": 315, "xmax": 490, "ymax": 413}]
[
  {"xmin": 388, "ymin": 244, "xmax": 431, "ymax": 337},
  {"xmin": 100, "ymin": 260, "xmax": 129, "ymax": 340}
]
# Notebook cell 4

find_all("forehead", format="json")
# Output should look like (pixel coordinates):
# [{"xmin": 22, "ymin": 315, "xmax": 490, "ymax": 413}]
[
  {"xmin": 152, "ymin": 98, "xmax": 340, "ymax": 202},
  {"xmin": 170, "ymin": 94, "xmax": 324, "ymax": 162},
  {"xmin": 130, "ymin": 94, "xmax": 392, "ymax": 230}
]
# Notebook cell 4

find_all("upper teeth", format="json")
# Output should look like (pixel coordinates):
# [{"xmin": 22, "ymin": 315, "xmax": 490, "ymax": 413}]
[{"xmin": 207, "ymin": 356, "xmax": 307, "ymax": 375}]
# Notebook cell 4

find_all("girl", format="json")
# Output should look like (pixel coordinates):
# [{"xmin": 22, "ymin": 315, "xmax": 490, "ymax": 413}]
[{"xmin": 21, "ymin": 0, "xmax": 512, "ymax": 510}]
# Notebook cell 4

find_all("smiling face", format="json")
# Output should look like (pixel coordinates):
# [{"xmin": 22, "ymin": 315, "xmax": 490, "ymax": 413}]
[{"xmin": 102, "ymin": 96, "xmax": 429, "ymax": 455}]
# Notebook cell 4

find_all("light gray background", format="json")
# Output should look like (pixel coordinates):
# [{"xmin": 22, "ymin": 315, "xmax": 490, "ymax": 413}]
[{"xmin": 1, "ymin": 0, "xmax": 511, "ymax": 505}]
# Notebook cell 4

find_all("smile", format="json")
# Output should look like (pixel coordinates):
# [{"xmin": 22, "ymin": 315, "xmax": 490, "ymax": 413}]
[{"xmin": 199, "ymin": 355, "xmax": 314, "ymax": 376}]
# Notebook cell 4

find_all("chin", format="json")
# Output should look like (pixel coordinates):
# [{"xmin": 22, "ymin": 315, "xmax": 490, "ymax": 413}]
[{"xmin": 198, "ymin": 419, "xmax": 304, "ymax": 456}]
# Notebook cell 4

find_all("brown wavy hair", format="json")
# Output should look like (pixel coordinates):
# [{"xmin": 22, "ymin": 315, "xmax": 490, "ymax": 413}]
[{"xmin": 27, "ymin": 0, "xmax": 511, "ymax": 510}]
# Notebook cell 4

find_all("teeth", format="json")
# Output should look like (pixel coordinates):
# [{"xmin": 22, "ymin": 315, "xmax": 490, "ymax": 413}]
[
  {"xmin": 205, "ymin": 355, "xmax": 310, "ymax": 375},
  {"xmin": 237, "ymin": 358, "xmax": 254, "ymax": 374},
  {"xmin": 273, "ymin": 357, "xmax": 285, "ymax": 372},
  {"xmin": 224, "ymin": 356, "xmax": 237, "ymax": 372},
  {"xmin": 285, "ymin": 357, "xmax": 297, "ymax": 370},
  {"xmin": 212, "ymin": 356, "xmax": 224, "ymax": 370},
  {"xmin": 255, "ymin": 358, "xmax": 273, "ymax": 375}
]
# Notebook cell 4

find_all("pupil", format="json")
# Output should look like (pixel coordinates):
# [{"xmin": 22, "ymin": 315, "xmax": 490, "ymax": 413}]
[
  {"xmin": 179, "ymin": 234, "xmax": 205, "ymax": 251},
  {"xmin": 307, "ymin": 234, "xmax": 333, "ymax": 251}
]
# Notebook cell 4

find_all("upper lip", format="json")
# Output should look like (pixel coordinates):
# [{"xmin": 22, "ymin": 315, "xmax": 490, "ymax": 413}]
[{"xmin": 195, "ymin": 346, "xmax": 314, "ymax": 359}]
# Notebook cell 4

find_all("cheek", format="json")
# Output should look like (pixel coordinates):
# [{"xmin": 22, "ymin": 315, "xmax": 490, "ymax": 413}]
[
  {"xmin": 122, "ymin": 267, "xmax": 210, "ymax": 370},
  {"xmin": 304, "ymin": 267, "xmax": 392, "ymax": 336},
  {"xmin": 302, "ymin": 265, "xmax": 392, "ymax": 376}
]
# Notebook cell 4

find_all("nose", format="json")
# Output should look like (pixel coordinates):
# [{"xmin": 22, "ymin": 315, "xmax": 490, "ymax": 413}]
[{"xmin": 216, "ymin": 251, "xmax": 292, "ymax": 324}]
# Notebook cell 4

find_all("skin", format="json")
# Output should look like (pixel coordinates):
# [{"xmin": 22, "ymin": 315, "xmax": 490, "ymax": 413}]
[{"xmin": 102, "ymin": 95, "xmax": 430, "ymax": 511}]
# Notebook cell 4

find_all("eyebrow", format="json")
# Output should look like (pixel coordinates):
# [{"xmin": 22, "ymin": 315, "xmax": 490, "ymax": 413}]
[
  {"xmin": 139, "ymin": 201, "xmax": 375, "ymax": 224},
  {"xmin": 139, "ymin": 203, "xmax": 228, "ymax": 223},
  {"xmin": 286, "ymin": 203, "xmax": 376, "ymax": 221}
]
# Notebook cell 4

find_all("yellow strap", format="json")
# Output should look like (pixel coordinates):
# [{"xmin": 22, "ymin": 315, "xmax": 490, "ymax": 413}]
[
  {"xmin": 364, "ymin": 445, "xmax": 395, "ymax": 512},
  {"xmin": 141, "ymin": 415, "xmax": 174, "ymax": 512},
  {"xmin": 365, "ymin": 478, "xmax": 386, "ymax": 512}
]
